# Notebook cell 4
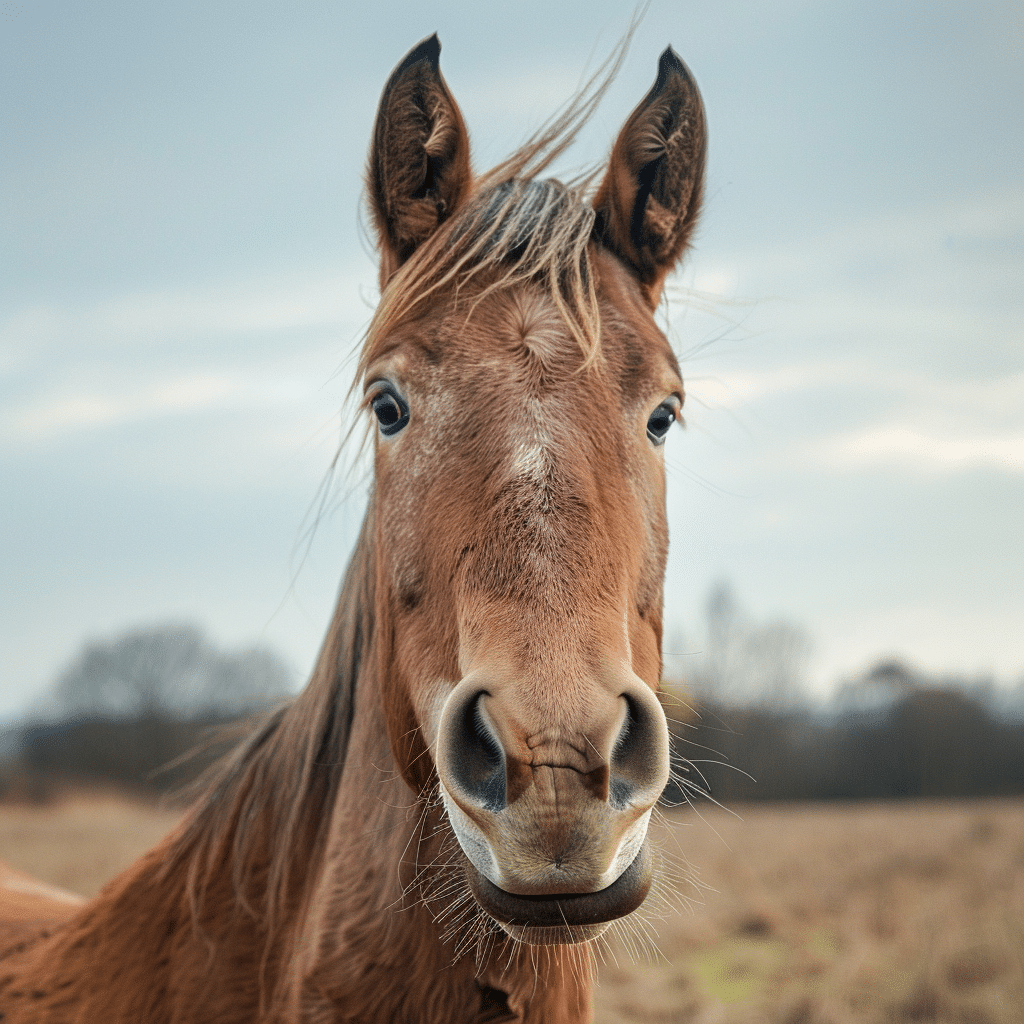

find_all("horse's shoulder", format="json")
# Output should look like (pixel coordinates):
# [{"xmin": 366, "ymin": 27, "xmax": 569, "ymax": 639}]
[
  {"xmin": 0, "ymin": 859, "xmax": 83, "ymax": 953},
  {"xmin": 0, "ymin": 861, "xmax": 88, "ymax": 1019}
]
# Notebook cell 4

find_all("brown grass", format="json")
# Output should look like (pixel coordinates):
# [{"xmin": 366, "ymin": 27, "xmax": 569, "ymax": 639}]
[
  {"xmin": 0, "ymin": 792, "xmax": 181, "ymax": 898},
  {"xmin": 598, "ymin": 800, "xmax": 1024, "ymax": 1024},
  {"xmin": 2, "ymin": 796, "xmax": 1022, "ymax": 1021}
]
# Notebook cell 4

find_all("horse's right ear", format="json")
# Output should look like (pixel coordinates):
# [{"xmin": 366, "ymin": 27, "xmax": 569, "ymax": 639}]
[{"xmin": 368, "ymin": 35, "xmax": 472, "ymax": 287}]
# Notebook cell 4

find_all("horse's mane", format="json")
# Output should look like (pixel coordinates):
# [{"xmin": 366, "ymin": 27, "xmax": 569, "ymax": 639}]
[
  {"xmin": 162, "ymin": 25, "xmax": 636, "ymax": 961},
  {"xmin": 360, "ymin": 177, "xmax": 601, "ymax": 375},
  {"xmin": 165, "ymin": 513, "xmax": 376, "ymax": 953}
]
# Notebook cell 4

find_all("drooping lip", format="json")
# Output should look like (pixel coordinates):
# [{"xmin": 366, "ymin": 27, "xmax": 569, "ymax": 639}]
[{"xmin": 464, "ymin": 843, "xmax": 652, "ymax": 929}]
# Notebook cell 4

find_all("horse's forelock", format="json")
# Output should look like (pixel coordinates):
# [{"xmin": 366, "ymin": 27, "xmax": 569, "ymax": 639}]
[{"xmin": 358, "ymin": 175, "xmax": 602, "ymax": 380}]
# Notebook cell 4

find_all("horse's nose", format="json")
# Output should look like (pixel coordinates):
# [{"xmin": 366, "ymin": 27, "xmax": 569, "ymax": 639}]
[{"xmin": 437, "ymin": 674, "xmax": 669, "ymax": 817}]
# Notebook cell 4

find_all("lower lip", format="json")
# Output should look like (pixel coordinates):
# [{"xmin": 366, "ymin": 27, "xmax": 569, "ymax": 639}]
[{"xmin": 464, "ymin": 844, "xmax": 652, "ymax": 929}]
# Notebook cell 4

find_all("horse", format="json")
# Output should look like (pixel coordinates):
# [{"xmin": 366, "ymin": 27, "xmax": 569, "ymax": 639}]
[{"xmin": 0, "ymin": 32, "xmax": 707, "ymax": 1024}]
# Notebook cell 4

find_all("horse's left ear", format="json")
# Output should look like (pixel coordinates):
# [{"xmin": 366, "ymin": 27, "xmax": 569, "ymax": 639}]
[
  {"xmin": 368, "ymin": 34, "xmax": 472, "ymax": 287},
  {"xmin": 592, "ymin": 47, "xmax": 707, "ymax": 307}
]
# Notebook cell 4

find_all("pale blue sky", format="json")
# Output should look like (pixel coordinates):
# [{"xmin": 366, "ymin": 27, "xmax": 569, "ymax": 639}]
[{"xmin": 2, "ymin": 1, "xmax": 1022, "ymax": 719}]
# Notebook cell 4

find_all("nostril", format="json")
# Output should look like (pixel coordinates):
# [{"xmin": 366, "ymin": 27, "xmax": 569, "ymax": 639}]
[
  {"xmin": 609, "ymin": 696, "xmax": 636, "ymax": 808},
  {"xmin": 609, "ymin": 693, "xmax": 664, "ymax": 809},
  {"xmin": 449, "ymin": 692, "xmax": 506, "ymax": 812}
]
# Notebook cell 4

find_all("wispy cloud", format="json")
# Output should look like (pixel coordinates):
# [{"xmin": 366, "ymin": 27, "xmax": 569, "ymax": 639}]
[
  {"xmin": 0, "ymin": 266, "xmax": 374, "ymax": 450},
  {"xmin": 808, "ymin": 422, "xmax": 1024, "ymax": 475},
  {"xmin": 669, "ymin": 188, "xmax": 1024, "ymax": 486},
  {"xmin": 11, "ymin": 373, "xmax": 254, "ymax": 438},
  {"xmin": 1, "ymin": 265, "xmax": 374, "ymax": 358}
]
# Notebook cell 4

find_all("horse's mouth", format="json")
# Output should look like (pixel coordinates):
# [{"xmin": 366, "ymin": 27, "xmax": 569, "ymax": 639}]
[{"xmin": 463, "ymin": 843, "xmax": 652, "ymax": 938}]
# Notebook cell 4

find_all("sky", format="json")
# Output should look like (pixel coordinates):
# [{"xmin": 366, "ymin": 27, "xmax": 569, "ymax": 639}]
[{"xmin": 2, "ymin": 0, "xmax": 1022, "ymax": 721}]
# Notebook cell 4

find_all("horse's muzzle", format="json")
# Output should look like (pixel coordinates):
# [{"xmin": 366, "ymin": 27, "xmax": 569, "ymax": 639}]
[{"xmin": 464, "ymin": 843, "xmax": 652, "ymax": 932}]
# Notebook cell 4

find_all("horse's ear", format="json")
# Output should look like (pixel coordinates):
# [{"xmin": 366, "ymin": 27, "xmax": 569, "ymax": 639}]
[
  {"xmin": 368, "ymin": 34, "xmax": 472, "ymax": 286},
  {"xmin": 592, "ymin": 47, "xmax": 707, "ymax": 306}
]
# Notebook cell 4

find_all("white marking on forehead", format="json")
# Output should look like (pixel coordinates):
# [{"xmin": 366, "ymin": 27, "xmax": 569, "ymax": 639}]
[
  {"xmin": 502, "ymin": 289, "xmax": 580, "ymax": 489},
  {"xmin": 507, "ymin": 392, "xmax": 560, "ymax": 495},
  {"xmin": 510, "ymin": 440, "xmax": 548, "ymax": 482}
]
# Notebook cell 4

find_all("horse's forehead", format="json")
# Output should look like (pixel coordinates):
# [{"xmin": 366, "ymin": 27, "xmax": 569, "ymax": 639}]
[
  {"xmin": 427, "ymin": 286, "xmax": 575, "ymax": 368},
  {"xmin": 410, "ymin": 282, "xmax": 662, "ymax": 400},
  {"xmin": 495, "ymin": 288, "xmax": 571, "ymax": 364}
]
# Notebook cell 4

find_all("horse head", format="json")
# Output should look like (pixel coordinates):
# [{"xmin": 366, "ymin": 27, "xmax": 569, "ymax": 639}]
[{"xmin": 362, "ymin": 35, "xmax": 706, "ymax": 945}]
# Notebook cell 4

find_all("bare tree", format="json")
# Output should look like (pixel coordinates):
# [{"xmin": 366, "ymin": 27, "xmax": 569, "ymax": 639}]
[
  {"xmin": 687, "ymin": 581, "xmax": 810, "ymax": 709},
  {"xmin": 37, "ymin": 623, "xmax": 295, "ymax": 723},
  {"xmin": 699, "ymin": 581, "xmax": 747, "ymax": 702},
  {"xmin": 741, "ymin": 620, "xmax": 811, "ymax": 711}
]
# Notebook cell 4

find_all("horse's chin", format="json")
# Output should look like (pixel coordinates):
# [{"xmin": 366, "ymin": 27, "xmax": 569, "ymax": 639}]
[
  {"xmin": 498, "ymin": 921, "xmax": 613, "ymax": 945},
  {"xmin": 463, "ymin": 844, "xmax": 652, "ymax": 945}
]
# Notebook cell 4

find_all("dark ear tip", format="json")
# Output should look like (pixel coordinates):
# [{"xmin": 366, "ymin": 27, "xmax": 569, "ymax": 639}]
[
  {"xmin": 655, "ymin": 45, "xmax": 697, "ymax": 93},
  {"xmin": 394, "ymin": 33, "xmax": 442, "ymax": 79},
  {"xmin": 659, "ymin": 45, "xmax": 684, "ymax": 73}
]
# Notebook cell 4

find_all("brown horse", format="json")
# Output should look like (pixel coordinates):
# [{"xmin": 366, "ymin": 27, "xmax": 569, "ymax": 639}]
[{"xmin": 0, "ymin": 33, "xmax": 706, "ymax": 1024}]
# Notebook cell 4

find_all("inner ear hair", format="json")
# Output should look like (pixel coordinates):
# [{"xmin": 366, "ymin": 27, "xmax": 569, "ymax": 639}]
[
  {"xmin": 593, "ymin": 46, "xmax": 707, "ymax": 306},
  {"xmin": 368, "ymin": 34, "xmax": 472, "ymax": 284}
]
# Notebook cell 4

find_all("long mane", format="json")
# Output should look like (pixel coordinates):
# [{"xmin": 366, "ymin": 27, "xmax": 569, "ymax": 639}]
[{"xmin": 165, "ymin": 513, "xmax": 376, "ymax": 954}]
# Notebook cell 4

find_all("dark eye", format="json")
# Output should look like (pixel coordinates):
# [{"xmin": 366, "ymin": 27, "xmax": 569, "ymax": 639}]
[
  {"xmin": 646, "ymin": 400, "xmax": 678, "ymax": 445},
  {"xmin": 369, "ymin": 385, "xmax": 409, "ymax": 436}
]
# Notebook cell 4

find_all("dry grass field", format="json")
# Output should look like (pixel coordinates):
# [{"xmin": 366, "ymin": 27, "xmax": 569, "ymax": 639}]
[
  {"xmin": 0, "ymin": 792, "xmax": 181, "ymax": 898},
  {"xmin": 2, "ymin": 796, "xmax": 1021, "ymax": 1022},
  {"xmin": 599, "ymin": 801, "xmax": 1024, "ymax": 1024}
]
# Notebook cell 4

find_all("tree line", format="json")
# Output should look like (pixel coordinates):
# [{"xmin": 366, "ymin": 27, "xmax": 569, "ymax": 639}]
[
  {"xmin": 665, "ymin": 661, "xmax": 1024, "ymax": 805},
  {"xmin": 2, "ymin": 604, "xmax": 1022, "ymax": 803},
  {"xmin": 0, "ymin": 623, "xmax": 294, "ymax": 801},
  {"xmin": 663, "ymin": 584, "xmax": 1024, "ymax": 803}
]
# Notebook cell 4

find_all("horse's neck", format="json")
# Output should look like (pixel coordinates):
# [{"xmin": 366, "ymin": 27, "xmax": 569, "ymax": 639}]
[{"xmin": 282, "ymin": 653, "xmax": 487, "ymax": 1020}]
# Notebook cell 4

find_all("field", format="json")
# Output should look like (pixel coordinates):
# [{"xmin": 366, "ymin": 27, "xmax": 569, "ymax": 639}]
[
  {"xmin": 2, "ymin": 797, "xmax": 1022, "ymax": 1022},
  {"xmin": 0, "ymin": 792, "xmax": 181, "ymax": 898}
]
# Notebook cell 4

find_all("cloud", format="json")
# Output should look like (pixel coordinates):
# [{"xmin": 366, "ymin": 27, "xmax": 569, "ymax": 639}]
[
  {"xmin": 0, "ymin": 266, "xmax": 375, "ymax": 452},
  {"xmin": 666, "ymin": 187, "xmax": 1024, "ymax": 487},
  {"xmin": 10, "ymin": 374, "xmax": 246, "ymax": 438},
  {"xmin": 0, "ymin": 265, "xmax": 374, "ymax": 358},
  {"xmin": 809, "ymin": 422, "xmax": 1024, "ymax": 475}
]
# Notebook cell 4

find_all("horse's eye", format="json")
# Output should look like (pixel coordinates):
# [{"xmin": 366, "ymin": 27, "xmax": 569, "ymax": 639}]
[
  {"xmin": 646, "ymin": 401, "xmax": 678, "ymax": 446},
  {"xmin": 370, "ymin": 387, "xmax": 409, "ymax": 436}
]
